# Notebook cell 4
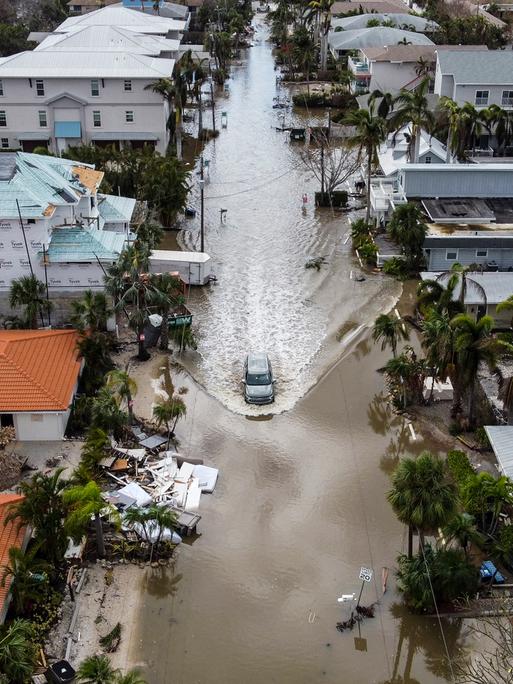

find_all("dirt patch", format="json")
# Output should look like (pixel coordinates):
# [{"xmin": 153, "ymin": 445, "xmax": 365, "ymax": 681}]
[{"xmin": 0, "ymin": 450, "xmax": 26, "ymax": 490}]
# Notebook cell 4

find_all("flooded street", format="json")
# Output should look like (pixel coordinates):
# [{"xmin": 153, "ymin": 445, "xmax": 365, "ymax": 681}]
[{"xmin": 133, "ymin": 19, "xmax": 473, "ymax": 684}]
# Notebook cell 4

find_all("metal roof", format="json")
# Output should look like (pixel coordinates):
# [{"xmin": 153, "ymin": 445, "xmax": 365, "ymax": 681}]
[
  {"xmin": 378, "ymin": 125, "xmax": 446, "ymax": 177},
  {"xmin": 328, "ymin": 26, "xmax": 433, "ymax": 51},
  {"xmin": 332, "ymin": 13, "xmax": 438, "ymax": 31},
  {"xmin": 484, "ymin": 426, "xmax": 513, "ymax": 478},
  {"xmin": 35, "ymin": 25, "xmax": 180, "ymax": 55},
  {"xmin": 98, "ymin": 193, "xmax": 136, "ymax": 223},
  {"xmin": 150, "ymin": 249, "xmax": 210, "ymax": 263},
  {"xmin": 58, "ymin": 5, "xmax": 186, "ymax": 31},
  {"xmin": 0, "ymin": 50, "xmax": 175, "ymax": 78},
  {"xmin": 0, "ymin": 152, "xmax": 100, "ymax": 218},
  {"xmin": 45, "ymin": 226, "xmax": 126, "ymax": 262},
  {"xmin": 420, "ymin": 272, "xmax": 513, "ymax": 305},
  {"xmin": 436, "ymin": 49, "xmax": 513, "ymax": 85}
]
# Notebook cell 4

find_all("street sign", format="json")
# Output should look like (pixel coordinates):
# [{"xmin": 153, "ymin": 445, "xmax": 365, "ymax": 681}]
[{"xmin": 359, "ymin": 567, "xmax": 373, "ymax": 583}]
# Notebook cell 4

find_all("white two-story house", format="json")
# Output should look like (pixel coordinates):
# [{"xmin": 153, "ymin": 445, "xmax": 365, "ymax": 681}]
[{"xmin": 0, "ymin": 5, "xmax": 185, "ymax": 155}]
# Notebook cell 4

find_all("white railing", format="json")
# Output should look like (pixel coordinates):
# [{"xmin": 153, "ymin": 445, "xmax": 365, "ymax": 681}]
[{"xmin": 348, "ymin": 55, "xmax": 369, "ymax": 75}]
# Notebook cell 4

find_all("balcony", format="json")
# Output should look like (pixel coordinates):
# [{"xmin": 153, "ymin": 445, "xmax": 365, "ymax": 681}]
[
  {"xmin": 348, "ymin": 55, "xmax": 370, "ymax": 76},
  {"xmin": 370, "ymin": 178, "xmax": 407, "ymax": 216}
]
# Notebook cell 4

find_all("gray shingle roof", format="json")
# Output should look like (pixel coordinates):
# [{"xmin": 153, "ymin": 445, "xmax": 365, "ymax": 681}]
[
  {"xmin": 329, "ymin": 26, "xmax": 433, "ymax": 51},
  {"xmin": 437, "ymin": 49, "xmax": 513, "ymax": 85}
]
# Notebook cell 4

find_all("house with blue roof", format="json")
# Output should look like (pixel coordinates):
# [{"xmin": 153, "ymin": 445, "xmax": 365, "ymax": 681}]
[{"xmin": 0, "ymin": 151, "xmax": 134, "ymax": 298}]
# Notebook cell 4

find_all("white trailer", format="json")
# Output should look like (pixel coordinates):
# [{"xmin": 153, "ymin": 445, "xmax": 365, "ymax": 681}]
[{"xmin": 149, "ymin": 250, "xmax": 213, "ymax": 285}]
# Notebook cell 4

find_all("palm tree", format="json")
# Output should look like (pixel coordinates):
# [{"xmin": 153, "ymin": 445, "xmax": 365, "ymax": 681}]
[
  {"xmin": 9, "ymin": 275, "xmax": 52, "ymax": 328},
  {"xmin": 368, "ymin": 89, "xmax": 394, "ymax": 119},
  {"xmin": 344, "ymin": 107, "xmax": 387, "ymax": 221},
  {"xmin": 70, "ymin": 290, "xmax": 111, "ymax": 333},
  {"xmin": 387, "ymin": 451, "xmax": 457, "ymax": 557},
  {"xmin": 442, "ymin": 512, "xmax": 481, "ymax": 557},
  {"xmin": 496, "ymin": 293, "xmax": 513, "ymax": 327},
  {"xmin": 7, "ymin": 468, "xmax": 69, "ymax": 567},
  {"xmin": 80, "ymin": 427, "xmax": 111, "ymax": 478},
  {"xmin": 150, "ymin": 273, "xmax": 185, "ymax": 351},
  {"xmin": 439, "ymin": 96, "xmax": 463, "ymax": 162},
  {"xmin": 1, "ymin": 545, "xmax": 50, "ymax": 616},
  {"xmin": 459, "ymin": 102, "xmax": 485, "ymax": 157},
  {"xmin": 124, "ymin": 505, "xmax": 178, "ymax": 560},
  {"xmin": 484, "ymin": 104, "xmax": 513, "ymax": 156},
  {"xmin": 91, "ymin": 387, "xmax": 128, "ymax": 438},
  {"xmin": 64, "ymin": 480, "xmax": 112, "ymax": 558},
  {"xmin": 388, "ymin": 202, "xmax": 427, "ymax": 268},
  {"xmin": 462, "ymin": 472, "xmax": 513, "ymax": 536},
  {"xmin": 416, "ymin": 273, "xmax": 462, "ymax": 318},
  {"xmin": 372, "ymin": 312, "xmax": 409, "ymax": 357},
  {"xmin": 115, "ymin": 672, "xmax": 147, "ymax": 684},
  {"xmin": 390, "ymin": 78, "xmax": 434, "ymax": 163},
  {"xmin": 105, "ymin": 368, "xmax": 138, "ymax": 424},
  {"xmin": 415, "ymin": 56, "xmax": 433, "ymax": 79},
  {"xmin": 77, "ymin": 332, "xmax": 116, "ymax": 395},
  {"xmin": 384, "ymin": 349, "xmax": 425, "ymax": 409},
  {"xmin": 144, "ymin": 77, "xmax": 184, "ymax": 157},
  {"xmin": 451, "ymin": 313, "xmax": 507, "ymax": 427},
  {"xmin": 421, "ymin": 309, "xmax": 455, "ymax": 401},
  {"xmin": 308, "ymin": 0, "xmax": 335, "ymax": 71},
  {"xmin": 77, "ymin": 655, "xmax": 116, "ymax": 684},
  {"xmin": 153, "ymin": 395, "xmax": 187, "ymax": 444},
  {"xmin": 0, "ymin": 619, "xmax": 37, "ymax": 684}
]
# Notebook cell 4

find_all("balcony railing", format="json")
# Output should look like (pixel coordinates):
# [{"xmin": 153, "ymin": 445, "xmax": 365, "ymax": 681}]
[
  {"xmin": 348, "ymin": 55, "xmax": 369, "ymax": 75},
  {"xmin": 370, "ymin": 178, "xmax": 407, "ymax": 213}
]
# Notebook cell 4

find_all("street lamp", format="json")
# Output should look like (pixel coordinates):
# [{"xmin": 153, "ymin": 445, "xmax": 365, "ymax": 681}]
[{"xmin": 199, "ymin": 167, "xmax": 205, "ymax": 253}]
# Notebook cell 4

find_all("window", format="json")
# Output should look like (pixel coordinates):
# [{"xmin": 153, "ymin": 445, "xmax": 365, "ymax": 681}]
[
  {"xmin": 475, "ymin": 90, "xmax": 489, "ymax": 106},
  {"xmin": 35, "ymin": 79, "xmax": 44, "ymax": 96},
  {"xmin": 38, "ymin": 110, "xmax": 47, "ymax": 127},
  {"xmin": 125, "ymin": 110, "xmax": 134, "ymax": 123},
  {"xmin": 446, "ymin": 249, "xmax": 458, "ymax": 261},
  {"xmin": 0, "ymin": 80, "xmax": 4, "ymax": 97},
  {"xmin": 476, "ymin": 249, "xmax": 488, "ymax": 258},
  {"xmin": 30, "ymin": 414, "xmax": 43, "ymax": 422},
  {"xmin": 0, "ymin": 111, "xmax": 7, "ymax": 127},
  {"xmin": 124, "ymin": 79, "xmax": 132, "ymax": 92},
  {"xmin": 425, "ymin": 155, "xmax": 432, "ymax": 164},
  {"xmin": 502, "ymin": 90, "xmax": 513, "ymax": 106},
  {"xmin": 93, "ymin": 110, "xmax": 101, "ymax": 127},
  {"xmin": 91, "ymin": 79, "xmax": 100, "ymax": 97},
  {"xmin": 0, "ymin": 138, "xmax": 8, "ymax": 148},
  {"xmin": 27, "ymin": 219, "xmax": 35, "ymax": 224}
]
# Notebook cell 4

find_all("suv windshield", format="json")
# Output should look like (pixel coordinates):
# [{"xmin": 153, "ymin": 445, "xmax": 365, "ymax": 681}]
[{"xmin": 247, "ymin": 372, "xmax": 271, "ymax": 386}]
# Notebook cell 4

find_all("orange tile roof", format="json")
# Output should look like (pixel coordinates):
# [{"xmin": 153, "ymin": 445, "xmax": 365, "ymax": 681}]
[
  {"xmin": 0, "ymin": 494, "xmax": 27, "ymax": 619},
  {"xmin": 0, "ymin": 330, "xmax": 81, "ymax": 412}
]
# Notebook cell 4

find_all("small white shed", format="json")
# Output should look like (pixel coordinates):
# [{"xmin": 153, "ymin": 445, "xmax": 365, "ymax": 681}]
[{"xmin": 149, "ymin": 250, "xmax": 213, "ymax": 285}]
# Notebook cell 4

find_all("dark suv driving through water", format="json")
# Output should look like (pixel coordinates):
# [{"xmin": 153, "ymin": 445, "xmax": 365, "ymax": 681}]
[{"xmin": 244, "ymin": 353, "xmax": 275, "ymax": 404}]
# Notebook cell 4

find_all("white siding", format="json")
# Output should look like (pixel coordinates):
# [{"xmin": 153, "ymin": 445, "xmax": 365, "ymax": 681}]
[{"xmin": 13, "ymin": 412, "xmax": 68, "ymax": 440}]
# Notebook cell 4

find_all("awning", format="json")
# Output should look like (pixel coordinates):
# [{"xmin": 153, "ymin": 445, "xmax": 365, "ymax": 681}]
[
  {"xmin": 54, "ymin": 121, "xmax": 81, "ymax": 138},
  {"xmin": 16, "ymin": 132, "xmax": 50, "ymax": 140},
  {"xmin": 90, "ymin": 132, "xmax": 159, "ymax": 141}
]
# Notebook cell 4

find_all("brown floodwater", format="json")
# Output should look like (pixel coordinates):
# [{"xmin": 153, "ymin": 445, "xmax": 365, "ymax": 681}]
[{"xmin": 134, "ymin": 18, "xmax": 474, "ymax": 684}]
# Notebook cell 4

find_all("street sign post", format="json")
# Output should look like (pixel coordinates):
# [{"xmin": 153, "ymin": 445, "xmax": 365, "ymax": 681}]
[{"xmin": 359, "ymin": 567, "xmax": 373, "ymax": 583}]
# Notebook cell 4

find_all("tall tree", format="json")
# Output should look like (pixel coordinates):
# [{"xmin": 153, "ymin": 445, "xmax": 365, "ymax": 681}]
[
  {"xmin": 77, "ymin": 332, "xmax": 115, "ymax": 396},
  {"xmin": 9, "ymin": 275, "xmax": 52, "ymax": 329},
  {"xmin": 344, "ymin": 107, "xmax": 387, "ymax": 221},
  {"xmin": 387, "ymin": 451, "xmax": 457, "ymax": 557},
  {"xmin": 64, "ymin": 481, "xmax": 112, "ymax": 558},
  {"xmin": 388, "ymin": 202, "xmax": 427, "ymax": 269},
  {"xmin": 149, "ymin": 273, "xmax": 185, "ymax": 351},
  {"xmin": 439, "ymin": 96, "xmax": 464, "ymax": 162},
  {"xmin": 0, "ymin": 619, "xmax": 37, "ymax": 684},
  {"xmin": 390, "ymin": 78, "xmax": 434, "ymax": 163},
  {"xmin": 70, "ymin": 290, "xmax": 111, "ymax": 333},
  {"xmin": 153, "ymin": 396, "xmax": 187, "ymax": 444},
  {"xmin": 372, "ymin": 312, "xmax": 409, "ymax": 357},
  {"xmin": 442, "ymin": 512, "xmax": 481, "ymax": 557},
  {"xmin": 1, "ymin": 545, "xmax": 50, "ymax": 616},
  {"xmin": 7, "ymin": 469, "xmax": 69, "ymax": 567},
  {"xmin": 105, "ymin": 368, "xmax": 138, "ymax": 424},
  {"xmin": 308, "ymin": 0, "xmax": 334, "ymax": 71},
  {"xmin": 451, "ymin": 313, "xmax": 508, "ymax": 427}
]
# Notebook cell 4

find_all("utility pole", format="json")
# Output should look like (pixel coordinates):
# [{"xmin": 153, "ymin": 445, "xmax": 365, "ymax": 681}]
[
  {"xmin": 200, "ymin": 156, "xmax": 205, "ymax": 253},
  {"xmin": 210, "ymin": 77, "xmax": 216, "ymax": 133},
  {"xmin": 320, "ymin": 142, "xmax": 325, "ymax": 196}
]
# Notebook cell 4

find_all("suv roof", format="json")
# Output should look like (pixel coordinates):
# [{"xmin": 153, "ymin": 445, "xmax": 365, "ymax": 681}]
[{"xmin": 247, "ymin": 353, "xmax": 269, "ymax": 373}]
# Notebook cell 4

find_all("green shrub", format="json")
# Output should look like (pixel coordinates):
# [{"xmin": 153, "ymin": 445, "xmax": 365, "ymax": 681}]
[
  {"xmin": 474, "ymin": 426, "xmax": 491, "ymax": 448},
  {"xmin": 293, "ymin": 92, "xmax": 330, "ymax": 107},
  {"xmin": 315, "ymin": 190, "xmax": 348, "ymax": 207},
  {"xmin": 383, "ymin": 257, "xmax": 409, "ymax": 279},
  {"xmin": 447, "ymin": 449, "xmax": 475, "ymax": 486},
  {"xmin": 357, "ymin": 238, "xmax": 378, "ymax": 266}
]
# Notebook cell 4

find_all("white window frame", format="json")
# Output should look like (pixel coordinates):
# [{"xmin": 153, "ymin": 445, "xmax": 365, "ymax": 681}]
[
  {"xmin": 125, "ymin": 110, "xmax": 134, "ymax": 123},
  {"xmin": 38, "ymin": 110, "xmax": 47, "ymax": 127},
  {"xmin": 502, "ymin": 90, "xmax": 513, "ymax": 107},
  {"xmin": 124, "ymin": 79, "xmax": 132, "ymax": 92},
  {"xmin": 93, "ymin": 110, "xmax": 101, "ymax": 127},
  {"xmin": 475, "ymin": 90, "xmax": 489, "ymax": 106},
  {"xmin": 0, "ymin": 138, "xmax": 8, "ymax": 148},
  {"xmin": 35, "ymin": 79, "xmax": 45, "ymax": 97},
  {"xmin": 91, "ymin": 79, "xmax": 100, "ymax": 97},
  {"xmin": 446, "ymin": 249, "xmax": 458, "ymax": 261},
  {"xmin": 476, "ymin": 249, "xmax": 488, "ymax": 258}
]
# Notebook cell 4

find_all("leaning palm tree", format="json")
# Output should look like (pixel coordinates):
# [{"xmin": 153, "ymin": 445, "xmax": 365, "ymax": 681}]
[
  {"xmin": 9, "ymin": 274, "xmax": 52, "ymax": 328},
  {"xmin": 372, "ymin": 312, "xmax": 409, "ymax": 357},
  {"xmin": 387, "ymin": 451, "xmax": 457, "ymax": 557},
  {"xmin": 389, "ymin": 78, "xmax": 434, "ymax": 163},
  {"xmin": 105, "ymin": 368, "xmax": 138, "ymax": 424},
  {"xmin": 150, "ymin": 273, "xmax": 185, "ymax": 351},
  {"xmin": 344, "ymin": 107, "xmax": 388, "ymax": 221},
  {"xmin": 70, "ymin": 290, "xmax": 111, "ymax": 333},
  {"xmin": 439, "ymin": 96, "xmax": 464, "ymax": 162}
]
